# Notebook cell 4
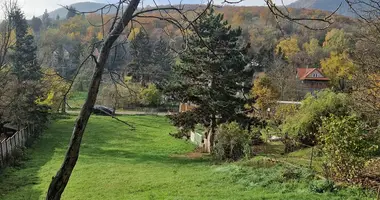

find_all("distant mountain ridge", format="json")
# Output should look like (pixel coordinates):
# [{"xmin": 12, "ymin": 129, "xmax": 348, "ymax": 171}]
[
  {"xmin": 43, "ymin": 2, "xmax": 113, "ymax": 19},
  {"xmin": 288, "ymin": 0, "xmax": 361, "ymax": 17},
  {"xmin": 44, "ymin": 1, "xmax": 360, "ymax": 20}
]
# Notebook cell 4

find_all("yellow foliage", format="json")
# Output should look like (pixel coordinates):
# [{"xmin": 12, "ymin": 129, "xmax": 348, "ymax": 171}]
[
  {"xmin": 323, "ymin": 29, "xmax": 348, "ymax": 53},
  {"xmin": 124, "ymin": 76, "xmax": 133, "ymax": 82},
  {"xmin": 303, "ymin": 38, "xmax": 320, "ymax": 56},
  {"xmin": 36, "ymin": 91, "xmax": 54, "ymax": 106},
  {"xmin": 321, "ymin": 51, "xmax": 356, "ymax": 86},
  {"xmin": 96, "ymin": 32, "xmax": 103, "ymax": 41},
  {"xmin": 128, "ymin": 28, "xmax": 140, "ymax": 41},
  {"xmin": 275, "ymin": 36, "xmax": 300, "ymax": 59},
  {"xmin": 251, "ymin": 75, "xmax": 279, "ymax": 111},
  {"xmin": 68, "ymin": 32, "xmax": 81, "ymax": 40},
  {"xmin": 40, "ymin": 68, "xmax": 70, "ymax": 110}
]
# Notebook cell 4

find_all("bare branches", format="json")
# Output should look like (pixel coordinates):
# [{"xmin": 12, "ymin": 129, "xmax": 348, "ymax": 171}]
[{"xmin": 265, "ymin": 0, "xmax": 339, "ymax": 30}]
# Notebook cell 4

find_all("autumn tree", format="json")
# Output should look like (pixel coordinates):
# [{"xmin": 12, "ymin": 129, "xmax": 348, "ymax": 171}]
[
  {"xmin": 303, "ymin": 38, "xmax": 320, "ymax": 56},
  {"xmin": 267, "ymin": 58, "xmax": 300, "ymax": 100},
  {"xmin": 320, "ymin": 51, "xmax": 356, "ymax": 90},
  {"xmin": 251, "ymin": 75, "xmax": 279, "ymax": 119},
  {"xmin": 323, "ymin": 29, "xmax": 351, "ymax": 53},
  {"xmin": 275, "ymin": 36, "xmax": 300, "ymax": 60}
]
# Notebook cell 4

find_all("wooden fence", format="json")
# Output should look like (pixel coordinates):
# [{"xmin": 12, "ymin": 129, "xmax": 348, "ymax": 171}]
[{"xmin": 0, "ymin": 126, "xmax": 33, "ymax": 166}]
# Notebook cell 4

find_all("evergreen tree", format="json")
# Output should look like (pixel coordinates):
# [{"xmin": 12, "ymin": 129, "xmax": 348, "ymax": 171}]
[
  {"xmin": 30, "ymin": 16, "xmax": 42, "ymax": 33},
  {"xmin": 128, "ymin": 31, "xmax": 153, "ymax": 86},
  {"xmin": 42, "ymin": 9, "xmax": 51, "ymax": 29},
  {"xmin": 66, "ymin": 6, "xmax": 77, "ymax": 19},
  {"xmin": 151, "ymin": 37, "xmax": 174, "ymax": 87},
  {"xmin": 166, "ymin": 8, "xmax": 254, "ymax": 152},
  {"xmin": 56, "ymin": 14, "xmax": 60, "ymax": 21},
  {"xmin": 8, "ymin": 6, "xmax": 46, "ymax": 127},
  {"xmin": 10, "ymin": 8, "xmax": 40, "ymax": 81}
]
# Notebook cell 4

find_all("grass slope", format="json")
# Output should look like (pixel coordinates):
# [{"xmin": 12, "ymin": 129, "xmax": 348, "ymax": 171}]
[{"xmin": 0, "ymin": 115, "xmax": 374, "ymax": 199}]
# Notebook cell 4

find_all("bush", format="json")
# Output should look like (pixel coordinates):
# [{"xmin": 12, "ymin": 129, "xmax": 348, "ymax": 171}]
[
  {"xmin": 281, "ymin": 90, "xmax": 350, "ymax": 146},
  {"xmin": 309, "ymin": 180, "xmax": 336, "ymax": 193},
  {"xmin": 98, "ymin": 82, "xmax": 162, "ymax": 108},
  {"xmin": 213, "ymin": 122, "xmax": 251, "ymax": 161},
  {"xmin": 319, "ymin": 115, "xmax": 378, "ymax": 181},
  {"xmin": 141, "ymin": 84, "xmax": 161, "ymax": 106}
]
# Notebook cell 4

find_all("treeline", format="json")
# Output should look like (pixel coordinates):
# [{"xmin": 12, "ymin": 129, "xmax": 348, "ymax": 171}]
[{"xmin": 26, "ymin": 4, "xmax": 358, "ymax": 108}]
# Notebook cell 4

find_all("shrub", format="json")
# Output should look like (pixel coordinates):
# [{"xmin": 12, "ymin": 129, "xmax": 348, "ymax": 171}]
[
  {"xmin": 319, "ymin": 115, "xmax": 378, "ymax": 181},
  {"xmin": 212, "ymin": 122, "xmax": 251, "ymax": 161},
  {"xmin": 141, "ymin": 84, "xmax": 161, "ymax": 106},
  {"xmin": 281, "ymin": 90, "xmax": 350, "ymax": 146},
  {"xmin": 309, "ymin": 180, "xmax": 336, "ymax": 193}
]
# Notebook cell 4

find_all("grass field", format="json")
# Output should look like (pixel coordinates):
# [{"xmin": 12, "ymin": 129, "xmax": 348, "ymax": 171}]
[
  {"xmin": 67, "ymin": 91, "xmax": 87, "ymax": 110},
  {"xmin": 0, "ymin": 115, "xmax": 375, "ymax": 200}
]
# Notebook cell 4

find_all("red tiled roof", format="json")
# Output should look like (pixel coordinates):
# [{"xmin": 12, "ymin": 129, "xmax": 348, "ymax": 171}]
[{"xmin": 297, "ymin": 68, "xmax": 329, "ymax": 81}]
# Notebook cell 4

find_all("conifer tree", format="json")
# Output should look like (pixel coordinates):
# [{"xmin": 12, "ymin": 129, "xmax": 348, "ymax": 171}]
[
  {"xmin": 10, "ymin": 7, "xmax": 40, "ymax": 81},
  {"xmin": 42, "ymin": 9, "xmax": 51, "ymax": 29},
  {"xmin": 151, "ymin": 36, "xmax": 174, "ymax": 87},
  {"xmin": 166, "ymin": 8, "xmax": 254, "ymax": 152},
  {"xmin": 8, "ymin": 6, "xmax": 46, "ymax": 127},
  {"xmin": 128, "ymin": 31, "xmax": 153, "ymax": 86}
]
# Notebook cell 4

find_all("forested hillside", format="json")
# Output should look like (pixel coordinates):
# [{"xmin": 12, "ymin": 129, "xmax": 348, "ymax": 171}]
[{"xmin": 29, "ymin": 3, "xmax": 357, "ymax": 106}]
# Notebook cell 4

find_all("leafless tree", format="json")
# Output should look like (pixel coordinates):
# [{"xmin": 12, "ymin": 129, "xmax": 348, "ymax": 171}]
[
  {"xmin": 341, "ymin": 0, "xmax": 380, "ymax": 119},
  {"xmin": 0, "ymin": 1, "xmax": 18, "ymax": 132}
]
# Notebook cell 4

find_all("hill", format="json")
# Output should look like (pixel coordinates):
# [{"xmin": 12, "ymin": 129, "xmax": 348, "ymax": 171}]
[
  {"xmin": 44, "ymin": 2, "xmax": 115, "ymax": 19},
  {"xmin": 288, "ymin": 0, "xmax": 355, "ymax": 17}
]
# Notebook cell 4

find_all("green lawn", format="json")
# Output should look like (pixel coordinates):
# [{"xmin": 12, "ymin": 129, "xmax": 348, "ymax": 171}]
[
  {"xmin": 67, "ymin": 91, "xmax": 87, "ymax": 109},
  {"xmin": 0, "ymin": 115, "xmax": 375, "ymax": 200}
]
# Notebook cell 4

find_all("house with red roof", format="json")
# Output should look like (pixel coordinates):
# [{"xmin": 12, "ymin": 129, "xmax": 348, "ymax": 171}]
[{"xmin": 296, "ymin": 68, "xmax": 330, "ymax": 95}]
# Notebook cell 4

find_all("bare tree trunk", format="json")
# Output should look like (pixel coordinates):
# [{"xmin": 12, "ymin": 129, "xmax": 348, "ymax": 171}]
[
  {"xmin": 61, "ymin": 95, "xmax": 66, "ymax": 114},
  {"xmin": 204, "ymin": 114, "xmax": 216, "ymax": 153},
  {"xmin": 46, "ymin": 1, "xmax": 140, "ymax": 199}
]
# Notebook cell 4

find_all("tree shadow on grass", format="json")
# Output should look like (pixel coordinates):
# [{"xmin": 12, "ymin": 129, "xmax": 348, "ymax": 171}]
[
  {"xmin": 81, "ymin": 146, "xmax": 210, "ymax": 166},
  {"xmin": 0, "ymin": 115, "xmax": 207, "ymax": 199},
  {"xmin": 0, "ymin": 119, "xmax": 76, "ymax": 200}
]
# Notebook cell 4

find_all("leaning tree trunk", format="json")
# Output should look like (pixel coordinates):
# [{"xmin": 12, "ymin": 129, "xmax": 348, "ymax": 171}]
[{"xmin": 46, "ymin": 1, "xmax": 140, "ymax": 199}]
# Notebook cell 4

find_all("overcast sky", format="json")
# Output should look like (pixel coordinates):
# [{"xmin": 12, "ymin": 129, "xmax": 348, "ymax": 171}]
[{"xmin": 16, "ymin": 0, "xmax": 297, "ymax": 18}]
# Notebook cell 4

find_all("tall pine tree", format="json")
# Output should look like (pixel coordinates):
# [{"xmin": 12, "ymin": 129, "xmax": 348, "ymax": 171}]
[
  {"xmin": 166, "ymin": 8, "xmax": 254, "ymax": 152},
  {"xmin": 128, "ymin": 31, "xmax": 153, "ymax": 86},
  {"xmin": 10, "ymin": 7, "xmax": 40, "ymax": 81},
  {"xmin": 42, "ymin": 9, "xmax": 51, "ymax": 29},
  {"xmin": 151, "ymin": 36, "xmax": 174, "ymax": 88},
  {"xmin": 8, "ymin": 6, "xmax": 46, "ymax": 127}
]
